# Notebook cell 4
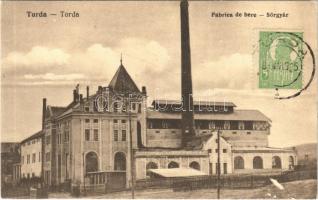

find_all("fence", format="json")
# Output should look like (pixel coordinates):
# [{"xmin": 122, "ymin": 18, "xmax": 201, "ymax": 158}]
[{"xmin": 135, "ymin": 170, "xmax": 317, "ymax": 191}]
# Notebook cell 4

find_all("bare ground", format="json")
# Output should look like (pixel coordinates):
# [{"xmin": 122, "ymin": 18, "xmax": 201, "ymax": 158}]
[{"xmin": 49, "ymin": 179, "xmax": 317, "ymax": 199}]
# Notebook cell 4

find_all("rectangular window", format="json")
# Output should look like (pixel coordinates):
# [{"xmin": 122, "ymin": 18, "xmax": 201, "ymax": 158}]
[
  {"xmin": 39, "ymin": 152, "xmax": 41, "ymax": 162},
  {"xmin": 208, "ymin": 149, "xmax": 212, "ymax": 153},
  {"xmin": 85, "ymin": 119, "xmax": 90, "ymax": 123},
  {"xmin": 122, "ymin": 130, "xmax": 126, "ymax": 141},
  {"xmin": 247, "ymin": 132, "xmax": 251, "ymax": 135},
  {"xmin": 224, "ymin": 121, "xmax": 230, "ymax": 130},
  {"xmin": 230, "ymin": 121, "xmax": 239, "ymax": 130},
  {"xmin": 85, "ymin": 129, "xmax": 90, "ymax": 141},
  {"xmin": 94, "ymin": 129, "xmax": 98, "ymax": 141},
  {"xmin": 22, "ymin": 156, "xmax": 24, "ymax": 164},
  {"xmin": 114, "ymin": 130, "xmax": 118, "ymax": 141},
  {"xmin": 245, "ymin": 121, "xmax": 253, "ymax": 130},
  {"xmin": 215, "ymin": 149, "xmax": 219, "ymax": 153},
  {"xmin": 215, "ymin": 121, "xmax": 224, "ymax": 129},
  {"xmin": 223, "ymin": 149, "xmax": 227, "ymax": 153},
  {"xmin": 27, "ymin": 155, "xmax": 30, "ymax": 164},
  {"xmin": 223, "ymin": 163, "xmax": 228, "ymax": 174},
  {"xmin": 46, "ymin": 135, "xmax": 51, "ymax": 145},
  {"xmin": 215, "ymin": 163, "xmax": 220, "ymax": 175},
  {"xmin": 114, "ymin": 119, "xmax": 118, "ymax": 123},
  {"xmin": 32, "ymin": 153, "xmax": 36, "ymax": 163},
  {"xmin": 46, "ymin": 152, "xmax": 50, "ymax": 162},
  {"xmin": 65, "ymin": 131, "xmax": 69, "ymax": 142},
  {"xmin": 93, "ymin": 119, "xmax": 98, "ymax": 123},
  {"xmin": 122, "ymin": 120, "xmax": 126, "ymax": 129},
  {"xmin": 85, "ymin": 107, "xmax": 89, "ymax": 112},
  {"xmin": 138, "ymin": 104, "xmax": 141, "ymax": 113},
  {"xmin": 238, "ymin": 121, "xmax": 245, "ymax": 130}
]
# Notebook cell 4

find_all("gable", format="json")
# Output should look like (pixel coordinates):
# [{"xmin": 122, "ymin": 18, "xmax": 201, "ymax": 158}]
[{"xmin": 203, "ymin": 133, "xmax": 232, "ymax": 151}]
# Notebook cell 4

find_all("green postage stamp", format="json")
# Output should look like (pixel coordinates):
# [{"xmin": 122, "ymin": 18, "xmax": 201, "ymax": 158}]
[{"xmin": 259, "ymin": 31, "xmax": 303, "ymax": 89}]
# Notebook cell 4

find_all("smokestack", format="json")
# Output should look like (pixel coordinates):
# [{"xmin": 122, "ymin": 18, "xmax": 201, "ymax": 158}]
[
  {"xmin": 98, "ymin": 86, "xmax": 102, "ymax": 93},
  {"xmin": 86, "ymin": 86, "xmax": 89, "ymax": 99},
  {"xmin": 73, "ymin": 89, "xmax": 77, "ymax": 102},
  {"xmin": 42, "ymin": 98, "xmax": 47, "ymax": 130},
  {"xmin": 180, "ymin": 0, "xmax": 195, "ymax": 146},
  {"xmin": 142, "ymin": 86, "xmax": 147, "ymax": 95}
]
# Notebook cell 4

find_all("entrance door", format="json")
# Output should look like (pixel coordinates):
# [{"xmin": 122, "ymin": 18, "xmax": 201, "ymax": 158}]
[{"xmin": 223, "ymin": 163, "xmax": 227, "ymax": 174}]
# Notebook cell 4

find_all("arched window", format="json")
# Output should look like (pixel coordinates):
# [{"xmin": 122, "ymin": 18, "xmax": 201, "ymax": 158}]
[
  {"xmin": 289, "ymin": 156, "xmax": 295, "ymax": 169},
  {"xmin": 85, "ymin": 152, "xmax": 98, "ymax": 173},
  {"xmin": 234, "ymin": 156, "xmax": 244, "ymax": 169},
  {"xmin": 168, "ymin": 161, "xmax": 179, "ymax": 168},
  {"xmin": 253, "ymin": 156, "xmax": 263, "ymax": 169},
  {"xmin": 189, "ymin": 161, "xmax": 200, "ymax": 170},
  {"xmin": 272, "ymin": 156, "xmax": 282, "ymax": 169},
  {"xmin": 146, "ymin": 162, "xmax": 158, "ymax": 177},
  {"xmin": 114, "ymin": 152, "xmax": 126, "ymax": 171}
]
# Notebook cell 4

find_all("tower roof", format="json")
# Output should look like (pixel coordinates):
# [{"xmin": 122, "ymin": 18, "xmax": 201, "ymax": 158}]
[{"xmin": 108, "ymin": 62, "xmax": 140, "ymax": 93}]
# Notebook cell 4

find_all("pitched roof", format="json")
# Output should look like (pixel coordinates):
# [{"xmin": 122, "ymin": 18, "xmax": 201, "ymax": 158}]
[
  {"xmin": 50, "ymin": 106, "xmax": 66, "ymax": 117},
  {"xmin": 21, "ymin": 130, "xmax": 43, "ymax": 144},
  {"xmin": 148, "ymin": 168, "xmax": 206, "ymax": 178},
  {"xmin": 232, "ymin": 146, "xmax": 296, "ymax": 153},
  {"xmin": 152, "ymin": 100, "xmax": 236, "ymax": 107},
  {"xmin": 108, "ymin": 64, "xmax": 140, "ymax": 93},
  {"xmin": 147, "ymin": 109, "xmax": 271, "ymax": 122}
]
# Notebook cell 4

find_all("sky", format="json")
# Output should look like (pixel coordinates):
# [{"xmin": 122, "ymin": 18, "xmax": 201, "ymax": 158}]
[{"xmin": 1, "ymin": 1, "xmax": 317, "ymax": 147}]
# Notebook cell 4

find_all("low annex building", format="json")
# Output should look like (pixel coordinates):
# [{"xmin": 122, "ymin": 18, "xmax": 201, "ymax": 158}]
[
  {"xmin": 19, "ymin": 131, "xmax": 43, "ymax": 179},
  {"xmin": 15, "ymin": 61, "xmax": 297, "ymax": 190}
]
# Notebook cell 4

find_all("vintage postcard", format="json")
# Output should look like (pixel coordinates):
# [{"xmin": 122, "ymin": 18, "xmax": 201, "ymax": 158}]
[{"xmin": 1, "ymin": 0, "xmax": 317, "ymax": 199}]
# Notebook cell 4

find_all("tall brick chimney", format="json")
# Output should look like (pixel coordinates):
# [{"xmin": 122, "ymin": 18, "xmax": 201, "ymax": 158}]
[
  {"xmin": 180, "ymin": 0, "xmax": 195, "ymax": 146},
  {"xmin": 73, "ymin": 89, "xmax": 77, "ymax": 102},
  {"xmin": 86, "ymin": 86, "xmax": 89, "ymax": 99},
  {"xmin": 42, "ymin": 98, "xmax": 47, "ymax": 130}
]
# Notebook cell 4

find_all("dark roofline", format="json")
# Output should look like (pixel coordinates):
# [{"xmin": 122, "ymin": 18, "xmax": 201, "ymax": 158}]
[{"xmin": 21, "ymin": 130, "xmax": 43, "ymax": 144}]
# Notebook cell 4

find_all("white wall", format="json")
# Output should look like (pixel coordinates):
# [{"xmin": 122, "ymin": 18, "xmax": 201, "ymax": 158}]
[{"xmin": 21, "ymin": 137, "xmax": 42, "ymax": 178}]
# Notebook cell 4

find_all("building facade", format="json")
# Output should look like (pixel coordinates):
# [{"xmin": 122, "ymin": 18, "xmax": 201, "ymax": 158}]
[
  {"xmin": 1, "ymin": 142, "xmax": 20, "ymax": 185},
  {"xmin": 20, "ymin": 131, "xmax": 43, "ymax": 179},
  {"xmin": 23, "ymin": 62, "xmax": 295, "ymax": 190}
]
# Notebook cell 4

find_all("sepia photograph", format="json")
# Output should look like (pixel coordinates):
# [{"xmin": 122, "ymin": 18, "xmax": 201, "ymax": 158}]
[{"xmin": 1, "ymin": 0, "xmax": 317, "ymax": 199}]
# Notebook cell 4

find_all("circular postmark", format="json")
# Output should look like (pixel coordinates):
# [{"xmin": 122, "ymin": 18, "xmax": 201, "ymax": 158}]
[{"xmin": 259, "ymin": 31, "xmax": 315, "ymax": 99}]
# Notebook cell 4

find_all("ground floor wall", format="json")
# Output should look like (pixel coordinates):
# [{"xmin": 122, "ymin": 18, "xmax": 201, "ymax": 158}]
[
  {"xmin": 135, "ymin": 154, "xmax": 209, "ymax": 180},
  {"xmin": 232, "ymin": 151, "xmax": 297, "ymax": 174}
]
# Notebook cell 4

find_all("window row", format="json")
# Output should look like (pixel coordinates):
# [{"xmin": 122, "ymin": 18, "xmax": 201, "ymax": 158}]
[
  {"xmin": 85, "ymin": 101, "xmax": 142, "ymax": 113},
  {"xmin": 57, "ymin": 121, "xmax": 70, "ymax": 129},
  {"xmin": 85, "ymin": 119, "xmax": 99, "ymax": 123},
  {"xmin": 208, "ymin": 148, "xmax": 228, "ymax": 153},
  {"xmin": 233, "ymin": 155, "xmax": 295, "ymax": 170},
  {"xmin": 114, "ymin": 130, "xmax": 127, "ymax": 141},
  {"xmin": 85, "ymin": 129, "xmax": 99, "ymax": 141},
  {"xmin": 57, "ymin": 131, "xmax": 70, "ymax": 144},
  {"xmin": 22, "ymin": 152, "xmax": 41, "ymax": 164},
  {"xmin": 147, "ymin": 119, "xmax": 269, "ymax": 131},
  {"xmin": 22, "ymin": 138, "xmax": 41, "ymax": 147}
]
